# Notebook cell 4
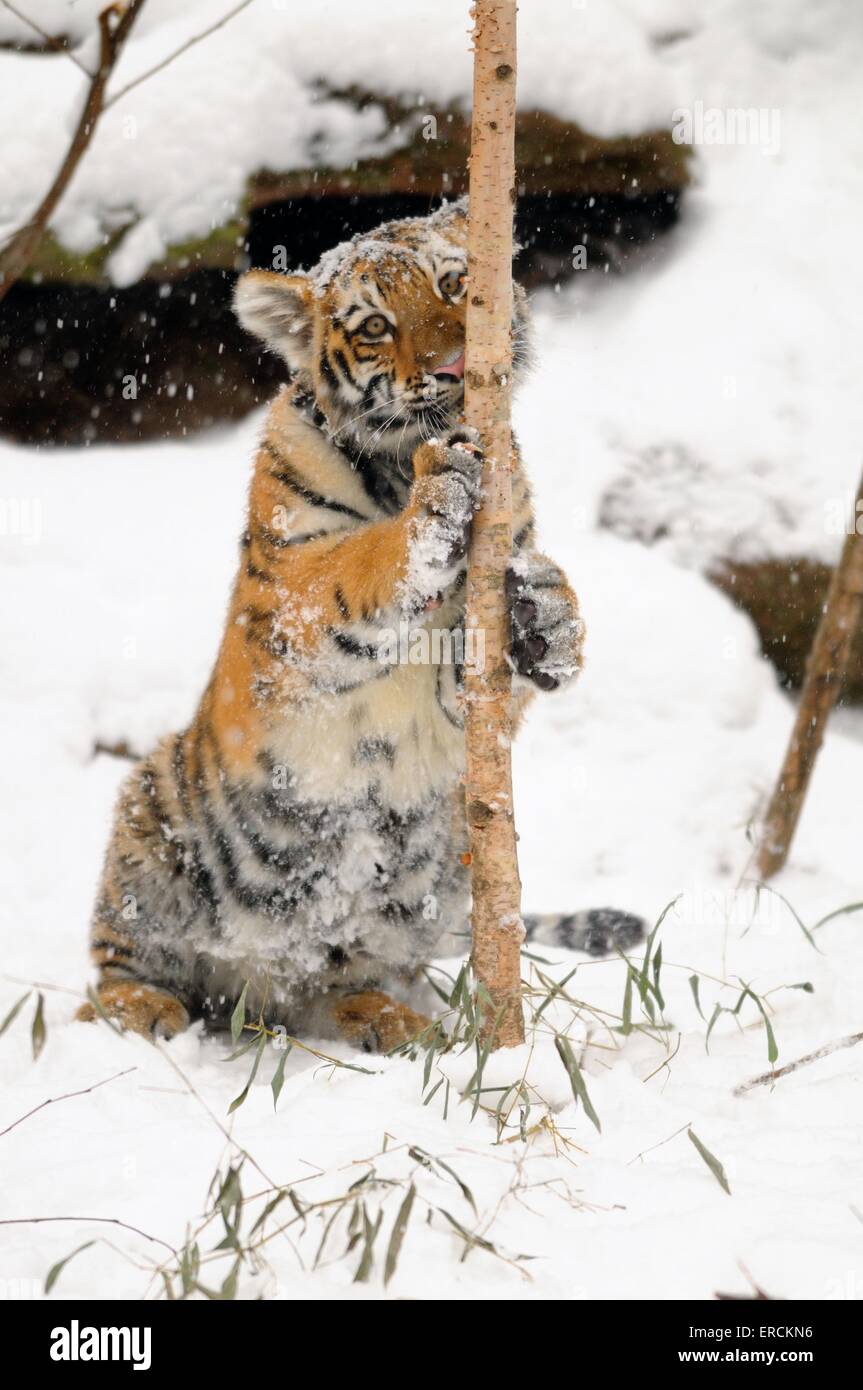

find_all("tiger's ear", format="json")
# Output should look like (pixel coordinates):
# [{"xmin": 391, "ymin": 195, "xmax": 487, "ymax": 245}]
[{"xmin": 233, "ymin": 271, "xmax": 315, "ymax": 372}]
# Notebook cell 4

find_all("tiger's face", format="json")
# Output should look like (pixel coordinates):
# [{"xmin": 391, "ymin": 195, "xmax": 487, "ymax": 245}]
[{"xmin": 234, "ymin": 201, "xmax": 530, "ymax": 460}]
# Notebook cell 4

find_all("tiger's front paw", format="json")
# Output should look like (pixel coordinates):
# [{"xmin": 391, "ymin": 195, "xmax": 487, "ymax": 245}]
[
  {"xmin": 506, "ymin": 554, "xmax": 584, "ymax": 691},
  {"xmin": 330, "ymin": 990, "xmax": 431, "ymax": 1053},
  {"xmin": 404, "ymin": 429, "xmax": 483, "ymax": 609},
  {"xmin": 77, "ymin": 981, "xmax": 189, "ymax": 1040}
]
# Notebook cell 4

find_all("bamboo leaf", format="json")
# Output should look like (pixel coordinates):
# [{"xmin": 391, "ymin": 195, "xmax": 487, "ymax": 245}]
[
  {"xmin": 353, "ymin": 1207, "xmax": 383, "ymax": 1283},
  {"xmin": 271, "ymin": 1043, "xmax": 291, "ymax": 1110},
  {"xmin": 230, "ymin": 980, "xmax": 250, "ymax": 1044},
  {"xmin": 31, "ymin": 992, "xmax": 46, "ymax": 1061},
  {"xmin": 218, "ymin": 1166, "xmax": 243, "ymax": 1239},
  {"xmin": 620, "ymin": 968, "xmax": 633, "ymax": 1034},
  {"xmin": 688, "ymin": 1127, "xmax": 731, "ymax": 1195},
  {"xmin": 384, "ymin": 1183, "xmax": 415, "ymax": 1286},
  {"xmin": 45, "ymin": 1241, "xmax": 95, "ymax": 1294},
  {"xmin": 812, "ymin": 900, "xmax": 863, "ymax": 934},
  {"xmin": 222, "ymin": 1031, "xmax": 260, "ymax": 1063},
  {"xmin": 228, "ymin": 1031, "xmax": 266, "ymax": 1113},
  {"xmin": 740, "ymin": 986, "xmax": 779, "ymax": 1065},
  {"xmin": 554, "ymin": 1034, "xmax": 601, "ymax": 1132},
  {"xmin": 0, "ymin": 990, "xmax": 30, "ymax": 1037},
  {"xmin": 689, "ymin": 974, "xmax": 705, "ymax": 1020},
  {"xmin": 705, "ymin": 1002, "xmax": 723, "ymax": 1053}
]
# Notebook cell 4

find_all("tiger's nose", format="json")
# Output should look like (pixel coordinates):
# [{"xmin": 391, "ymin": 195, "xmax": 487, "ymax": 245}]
[{"xmin": 432, "ymin": 350, "xmax": 465, "ymax": 383}]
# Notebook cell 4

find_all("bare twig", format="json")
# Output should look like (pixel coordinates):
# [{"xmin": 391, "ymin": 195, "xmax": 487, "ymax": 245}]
[
  {"xmin": 755, "ymin": 468, "xmax": 863, "ymax": 878},
  {"xmin": 734, "ymin": 1030, "xmax": 863, "ymax": 1095},
  {"xmin": 0, "ymin": 1214, "xmax": 176, "ymax": 1256},
  {"xmin": 103, "ymin": 0, "xmax": 255, "ymax": 109},
  {"xmin": 0, "ymin": 0, "xmax": 148, "ymax": 302},
  {"xmin": 0, "ymin": 0, "xmax": 93, "ymax": 74},
  {"xmin": 0, "ymin": 1065, "xmax": 136, "ymax": 1138}
]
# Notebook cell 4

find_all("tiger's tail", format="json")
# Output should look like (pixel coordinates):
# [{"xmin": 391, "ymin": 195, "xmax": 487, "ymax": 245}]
[
  {"xmin": 521, "ymin": 908, "xmax": 646, "ymax": 957},
  {"xmin": 435, "ymin": 908, "xmax": 646, "ymax": 960}
]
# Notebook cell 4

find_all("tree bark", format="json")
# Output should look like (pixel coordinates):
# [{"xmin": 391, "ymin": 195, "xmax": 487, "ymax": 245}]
[
  {"xmin": 0, "ymin": 1, "xmax": 147, "ymax": 305},
  {"xmin": 463, "ymin": 0, "xmax": 525, "ymax": 1048},
  {"xmin": 755, "ymin": 468, "xmax": 863, "ymax": 879}
]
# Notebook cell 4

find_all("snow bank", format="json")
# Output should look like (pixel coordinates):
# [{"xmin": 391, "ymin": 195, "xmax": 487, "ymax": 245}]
[
  {"xmin": 0, "ymin": 0, "xmax": 674, "ymax": 283},
  {"xmin": 577, "ymin": 0, "xmax": 863, "ymax": 568}
]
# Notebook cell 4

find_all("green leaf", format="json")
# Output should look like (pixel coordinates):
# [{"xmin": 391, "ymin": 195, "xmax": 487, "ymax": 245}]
[
  {"xmin": 353, "ymin": 1206, "xmax": 383, "ymax": 1283},
  {"xmin": 534, "ymin": 965, "xmax": 579, "ymax": 1023},
  {"xmin": 220, "ymin": 1257, "xmax": 241, "ymax": 1300},
  {"xmin": 689, "ymin": 974, "xmax": 705, "ymax": 1020},
  {"xmin": 31, "ymin": 992, "xmax": 46, "ymax": 1061},
  {"xmin": 812, "ymin": 900, "xmax": 863, "ymax": 934},
  {"xmin": 754, "ymin": 883, "xmax": 820, "ymax": 951},
  {"xmin": 228, "ymin": 1031, "xmax": 266, "ymax": 1113},
  {"xmin": 179, "ymin": 1242, "xmax": 200, "ymax": 1295},
  {"xmin": 437, "ymin": 1206, "xmax": 497, "ymax": 1257},
  {"xmin": 705, "ymin": 1002, "xmax": 723, "ymax": 1053},
  {"xmin": 384, "ymin": 1183, "xmax": 415, "ymax": 1286},
  {"xmin": 45, "ymin": 1241, "xmax": 95, "ymax": 1294},
  {"xmin": 313, "ymin": 1207, "xmax": 342, "ymax": 1269},
  {"xmin": 422, "ymin": 1076, "xmax": 445, "ymax": 1107},
  {"xmin": 230, "ymin": 981, "xmax": 250, "ymax": 1044},
  {"xmin": 0, "ymin": 991, "xmax": 30, "ymax": 1037},
  {"xmin": 652, "ymin": 942, "xmax": 665, "ymax": 1010},
  {"xmin": 271, "ymin": 1043, "xmax": 291, "ymax": 1110},
  {"xmin": 740, "ymin": 986, "xmax": 779, "ymax": 1065},
  {"xmin": 408, "ymin": 1146, "xmax": 477, "ymax": 1214},
  {"xmin": 554, "ymin": 1034, "xmax": 601, "ymax": 1132},
  {"xmin": 218, "ymin": 1166, "xmax": 243, "ymax": 1239},
  {"xmin": 688, "ymin": 1128, "xmax": 731, "ymax": 1195},
  {"xmin": 196, "ymin": 1256, "xmax": 241, "ymax": 1300},
  {"xmin": 222, "ymin": 1031, "xmax": 260, "ymax": 1063},
  {"xmin": 249, "ymin": 1190, "xmax": 289, "ymax": 1238},
  {"xmin": 620, "ymin": 969, "xmax": 634, "ymax": 1035}
]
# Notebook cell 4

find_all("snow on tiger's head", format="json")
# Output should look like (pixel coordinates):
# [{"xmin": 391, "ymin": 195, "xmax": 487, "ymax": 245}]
[{"xmin": 233, "ymin": 199, "xmax": 531, "ymax": 456}]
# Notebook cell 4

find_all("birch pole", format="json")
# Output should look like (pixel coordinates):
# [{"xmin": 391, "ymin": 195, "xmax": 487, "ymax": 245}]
[
  {"xmin": 462, "ymin": 0, "xmax": 525, "ymax": 1048},
  {"xmin": 755, "ymin": 468, "xmax": 863, "ymax": 879}
]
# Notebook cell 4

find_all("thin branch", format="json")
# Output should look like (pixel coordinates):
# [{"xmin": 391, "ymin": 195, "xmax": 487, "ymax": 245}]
[
  {"xmin": 0, "ymin": 1066, "xmax": 136, "ymax": 1138},
  {"xmin": 0, "ymin": 1215, "xmax": 176, "ymax": 1256},
  {"xmin": 0, "ymin": 0, "xmax": 93, "ymax": 75},
  {"xmin": 734, "ymin": 1030, "xmax": 863, "ymax": 1096},
  {"xmin": 754, "ymin": 467, "xmax": 863, "ymax": 878},
  {"xmin": 103, "ymin": 0, "xmax": 255, "ymax": 109},
  {"xmin": 0, "ymin": 0, "xmax": 148, "ymax": 302}
]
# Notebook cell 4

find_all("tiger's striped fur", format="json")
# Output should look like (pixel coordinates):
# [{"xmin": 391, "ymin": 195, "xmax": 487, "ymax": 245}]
[{"xmin": 79, "ymin": 201, "xmax": 642, "ymax": 1046}]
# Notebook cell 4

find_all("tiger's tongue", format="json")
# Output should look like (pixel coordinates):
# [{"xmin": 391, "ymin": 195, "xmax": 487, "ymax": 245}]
[{"xmin": 434, "ymin": 350, "xmax": 465, "ymax": 381}]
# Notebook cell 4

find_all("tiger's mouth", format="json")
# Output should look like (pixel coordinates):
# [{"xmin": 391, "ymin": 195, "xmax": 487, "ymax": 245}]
[{"xmin": 368, "ymin": 388, "xmax": 463, "ymax": 428}]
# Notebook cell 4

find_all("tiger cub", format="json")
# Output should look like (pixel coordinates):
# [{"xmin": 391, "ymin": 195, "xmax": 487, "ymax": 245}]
[{"xmin": 78, "ymin": 201, "xmax": 643, "ymax": 1047}]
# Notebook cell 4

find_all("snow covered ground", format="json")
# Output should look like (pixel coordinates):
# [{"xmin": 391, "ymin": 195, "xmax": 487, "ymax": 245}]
[{"xmin": 1, "ymin": 0, "xmax": 862, "ymax": 1303}]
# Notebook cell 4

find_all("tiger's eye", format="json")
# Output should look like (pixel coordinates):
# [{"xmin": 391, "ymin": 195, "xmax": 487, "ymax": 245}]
[
  {"xmin": 439, "ymin": 269, "xmax": 464, "ymax": 299},
  {"xmin": 360, "ymin": 314, "xmax": 388, "ymax": 338}
]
